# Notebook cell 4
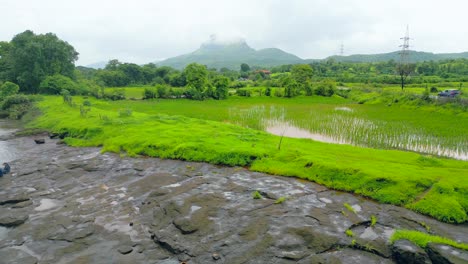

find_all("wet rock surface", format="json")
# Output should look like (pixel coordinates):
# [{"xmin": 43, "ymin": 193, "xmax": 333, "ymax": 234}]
[{"xmin": 0, "ymin": 132, "xmax": 467, "ymax": 263}]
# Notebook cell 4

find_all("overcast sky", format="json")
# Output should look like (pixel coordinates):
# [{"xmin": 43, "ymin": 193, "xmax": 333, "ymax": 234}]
[{"xmin": 2, "ymin": 0, "xmax": 467, "ymax": 66}]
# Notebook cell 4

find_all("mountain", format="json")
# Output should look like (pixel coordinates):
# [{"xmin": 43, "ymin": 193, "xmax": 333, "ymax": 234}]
[
  {"xmin": 84, "ymin": 61, "xmax": 108, "ymax": 69},
  {"xmin": 157, "ymin": 40, "xmax": 303, "ymax": 70},
  {"xmin": 321, "ymin": 51, "xmax": 468, "ymax": 63}
]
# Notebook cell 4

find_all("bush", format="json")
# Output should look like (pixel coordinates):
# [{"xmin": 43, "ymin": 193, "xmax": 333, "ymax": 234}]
[
  {"xmin": 1, "ymin": 94, "xmax": 31, "ymax": 110},
  {"xmin": 0, "ymin": 82, "xmax": 20, "ymax": 100},
  {"xmin": 430, "ymin": 86, "xmax": 438, "ymax": 93},
  {"xmin": 104, "ymin": 88, "xmax": 125, "ymax": 101},
  {"xmin": 143, "ymin": 87, "xmax": 157, "ymax": 99},
  {"xmin": 315, "ymin": 80, "xmax": 336, "ymax": 97},
  {"xmin": 39, "ymin": 74, "xmax": 78, "ymax": 95},
  {"xmin": 236, "ymin": 88, "xmax": 251, "ymax": 97},
  {"xmin": 274, "ymin": 88, "xmax": 283, "ymax": 97}
]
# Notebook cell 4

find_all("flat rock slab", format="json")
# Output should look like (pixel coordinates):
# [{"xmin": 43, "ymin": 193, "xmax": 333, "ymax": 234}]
[
  {"xmin": 0, "ymin": 213, "xmax": 28, "ymax": 227},
  {"xmin": 427, "ymin": 243, "xmax": 468, "ymax": 264},
  {"xmin": 0, "ymin": 132, "xmax": 466, "ymax": 263}
]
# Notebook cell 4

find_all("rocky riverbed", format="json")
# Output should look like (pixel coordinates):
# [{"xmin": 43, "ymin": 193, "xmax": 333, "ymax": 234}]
[{"xmin": 0, "ymin": 129, "xmax": 467, "ymax": 263}]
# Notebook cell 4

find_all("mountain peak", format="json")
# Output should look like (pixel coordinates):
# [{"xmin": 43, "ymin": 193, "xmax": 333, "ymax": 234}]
[{"xmin": 199, "ymin": 34, "xmax": 252, "ymax": 51}]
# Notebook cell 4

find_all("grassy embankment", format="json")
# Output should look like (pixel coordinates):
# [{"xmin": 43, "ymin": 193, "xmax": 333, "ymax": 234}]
[{"xmin": 31, "ymin": 95, "xmax": 468, "ymax": 224}]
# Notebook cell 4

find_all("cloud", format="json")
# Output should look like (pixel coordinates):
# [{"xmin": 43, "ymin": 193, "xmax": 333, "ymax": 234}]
[{"xmin": 1, "ymin": 0, "xmax": 467, "ymax": 65}]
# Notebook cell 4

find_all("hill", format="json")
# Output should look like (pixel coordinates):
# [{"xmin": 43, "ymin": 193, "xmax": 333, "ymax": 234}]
[
  {"xmin": 321, "ymin": 50, "xmax": 468, "ymax": 63},
  {"xmin": 157, "ymin": 40, "xmax": 303, "ymax": 70}
]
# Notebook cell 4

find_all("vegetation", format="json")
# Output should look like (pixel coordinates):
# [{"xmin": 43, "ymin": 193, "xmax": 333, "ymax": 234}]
[
  {"xmin": 252, "ymin": 191, "xmax": 262, "ymax": 199},
  {"xmin": 344, "ymin": 203, "xmax": 356, "ymax": 214},
  {"xmin": 1, "ymin": 29, "xmax": 467, "ymax": 226},
  {"xmin": 391, "ymin": 230, "xmax": 468, "ymax": 250},
  {"xmin": 30, "ymin": 96, "xmax": 468, "ymax": 223},
  {"xmin": 274, "ymin": 197, "xmax": 286, "ymax": 204},
  {"xmin": 370, "ymin": 215, "xmax": 377, "ymax": 227},
  {"xmin": 345, "ymin": 229, "xmax": 354, "ymax": 237}
]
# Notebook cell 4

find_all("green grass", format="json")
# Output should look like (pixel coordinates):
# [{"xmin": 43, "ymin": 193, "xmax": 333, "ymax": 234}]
[
  {"xmin": 274, "ymin": 197, "xmax": 286, "ymax": 204},
  {"xmin": 252, "ymin": 191, "xmax": 262, "ymax": 199},
  {"xmin": 344, "ymin": 203, "xmax": 356, "ymax": 214},
  {"xmin": 93, "ymin": 95, "xmax": 468, "ymax": 160},
  {"xmin": 391, "ymin": 230, "xmax": 468, "ymax": 250},
  {"xmin": 345, "ymin": 229, "xmax": 354, "ymax": 237},
  {"xmin": 29, "ymin": 96, "xmax": 468, "ymax": 223},
  {"xmin": 370, "ymin": 215, "xmax": 377, "ymax": 227}
]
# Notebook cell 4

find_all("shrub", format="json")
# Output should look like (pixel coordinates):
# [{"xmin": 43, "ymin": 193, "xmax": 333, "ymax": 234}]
[
  {"xmin": 1, "ymin": 94, "xmax": 31, "ymax": 110},
  {"xmin": 39, "ymin": 74, "xmax": 78, "ymax": 95},
  {"xmin": 237, "ymin": 88, "xmax": 251, "ymax": 97},
  {"xmin": 265, "ymin": 87, "xmax": 272, "ymax": 96},
  {"xmin": 104, "ymin": 88, "xmax": 125, "ymax": 101},
  {"xmin": 430, "ymin": 86, "xmax": 438, "ymax": 93},
  {"xmin": 315, "ymin": 80, "xmax": 336, "ymax": 97},
  {"xmin": 274, "ymin": 88, "xmax": 283, "ymax": 97},
  {"xmin": 0, "ymin": 82, "xmax": 19, "ymax": 100},
  {"xmin": 143, "ymin": 87, "xmax": 157, "ymax": 99}
]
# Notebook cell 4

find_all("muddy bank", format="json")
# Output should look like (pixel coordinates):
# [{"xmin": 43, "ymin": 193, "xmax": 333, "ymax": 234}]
[{"xmin": 0, "ymin": 133, "xmax": 467, "ymax": 263}]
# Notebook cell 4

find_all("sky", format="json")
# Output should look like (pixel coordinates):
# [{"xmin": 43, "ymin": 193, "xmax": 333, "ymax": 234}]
[{"xmin": 1, "ymin": 0, "xmax": 467, "ymax": 66}]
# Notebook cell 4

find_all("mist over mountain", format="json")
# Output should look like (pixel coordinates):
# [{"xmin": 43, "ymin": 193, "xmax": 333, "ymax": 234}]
[
  {"xmin": 157, "ymin": 38, "xmax": 303, "ymax": 70},
  {"xmin": 84, "ymin": 39, "xmax": 468, "ymax": 70}
]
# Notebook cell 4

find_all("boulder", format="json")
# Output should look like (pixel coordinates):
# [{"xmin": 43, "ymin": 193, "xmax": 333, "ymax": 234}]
[
  {"xmin": 427, "ymin": 243, "xmax": 468, "ymax": 264},
  {"xmin": 391, "ymin": 239, "xmax": 431, "ymax": 264},
  {"xmin": 34, "ymin": 139, "xmax": 45, "ymax": 144}
]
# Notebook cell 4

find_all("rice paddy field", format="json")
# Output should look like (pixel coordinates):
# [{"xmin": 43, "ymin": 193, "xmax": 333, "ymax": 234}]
[{"xmin": 30, "ymin": 94, "xmax": 468, "ymax": 223}]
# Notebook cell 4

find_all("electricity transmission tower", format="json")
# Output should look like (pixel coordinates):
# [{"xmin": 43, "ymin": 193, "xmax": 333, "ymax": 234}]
[
  {"xmin": 397, "ymin": 25, "xmax": 414, "ymax": 90},
  {"xmin": 399, "ymin": 25, "xmax": 410, "ymax": 66},
  {"xmin": 339, "ymin": 42, "xmax": 344, "ymax": 56}
]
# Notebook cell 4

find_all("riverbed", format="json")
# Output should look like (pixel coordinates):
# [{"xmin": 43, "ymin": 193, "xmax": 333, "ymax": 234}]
[{"xmin": 0, "ymin": 121, "xmax": 466, "ymax": 263}]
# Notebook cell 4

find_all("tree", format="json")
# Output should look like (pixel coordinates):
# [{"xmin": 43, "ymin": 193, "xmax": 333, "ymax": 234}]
[
  {"xmin": 212, "ymin": 75, "xmax": 229, "ymax": 100},
  {"xmin": 0, "ymin": 81, "xmax": 19, "ymax": 99},
  {"xmin": 291, "ymin": 64, "xmax": 313, "ymax": 84},
  {"xmin": 396, "ymin": 63, "xmax": 416, "ymax": 90},
  {"xmin": 3, "ymin": 30, "xmax": 78, "ymax": 93},
  {"xmin": 284, "ymin": 78, "xmax": 300, "ymax": 98},
  {"xmin": 240, "ymin": 63, "xmax": 250, "ymax": 72},
  {"xmin": 184, "ymin": 63, "xmax": 208, "ymax": 98}
]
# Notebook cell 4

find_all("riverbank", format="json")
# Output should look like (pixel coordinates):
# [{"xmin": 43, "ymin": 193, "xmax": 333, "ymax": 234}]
[
  {"xmin": 0, "ymin": 124, "xmax": 467, "ymax": 263},
  {"xmin": 29, "ymin": 96, "xmax": 468, "ymax": 223}
]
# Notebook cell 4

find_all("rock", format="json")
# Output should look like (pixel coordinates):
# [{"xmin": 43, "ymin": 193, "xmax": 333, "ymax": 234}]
[
  {"xmin": 391, "ymin": 239, "xmax": 431, "ymax": 264},
  {"xmin": 212, "ymin": 253, "xmax": 221, "ymax": 260},
  {"xmin": 427, "ymin": 243, "xmax": 468, "ymax": 264},
  {"xmin": 173, "ymin": 217, "xmax": 198, "ymax": 234},
  {"xmin": 0, "ymin": 213, "xmax": 29, "ymax": 227},
  {"xmin": 12, "ymin": 200, "xmax": 33, "ymax": 208},
  {"xmin": 277, "ymin": 250, "xmax": 308, "ymax": 260},
  {"xmin": 0, "ymin": 248, "xmax": 38, "ymax": 264},
  {"xmin": 118, "ymin": 245, "xmax": 133, "ymax": 255},
  {"xmin": 0, "ymin": 194, "xmax": 30, "ymax": 206},
  {"xmin": 34, "ymin": 139, "xmax": 45, "ymax": 144}
]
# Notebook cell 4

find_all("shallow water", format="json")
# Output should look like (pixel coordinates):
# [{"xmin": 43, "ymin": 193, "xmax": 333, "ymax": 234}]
[
  {"xmin": 266, "ymin": 120, "xmax": 468, "ymax": 160},
  {"xmin": 0, "ymin": 120, "xmax": 21, "ymax": 162}
]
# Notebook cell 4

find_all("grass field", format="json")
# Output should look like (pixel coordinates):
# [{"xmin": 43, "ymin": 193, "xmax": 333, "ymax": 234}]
[
  {"xmin": 31, "ymin": 96, "xmax": 468, "ymax": 223},
  {"xmin": 93, "ymin": 95, "xmax": 468, "ymax": 160}
]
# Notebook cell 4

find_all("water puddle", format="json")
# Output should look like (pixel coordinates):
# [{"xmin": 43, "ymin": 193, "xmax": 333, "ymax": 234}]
[
  {"xmin": 266, "ymin": 121, "xmax": 350, "ymax": 145},
  {"xmin": 0, "ymin": 226, "xmax": 8, "ymax": 240},
  {"xmin": 35, "ymin": 199, "xmax": 62, "ymax": 211}
]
